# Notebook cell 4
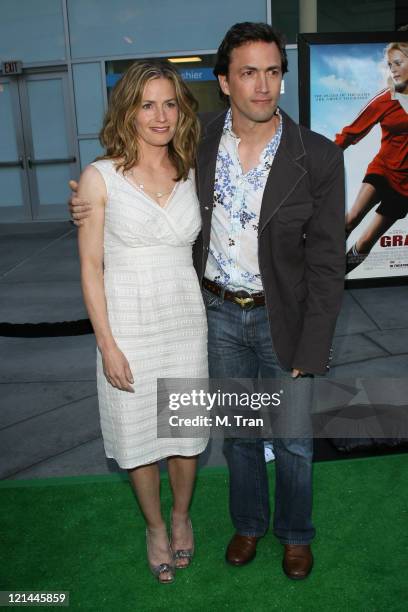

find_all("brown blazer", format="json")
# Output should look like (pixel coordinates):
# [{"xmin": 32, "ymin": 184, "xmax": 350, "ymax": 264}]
[{"xmin": 193, "ymin": 109, "xmax": 346, "ymax": 375}]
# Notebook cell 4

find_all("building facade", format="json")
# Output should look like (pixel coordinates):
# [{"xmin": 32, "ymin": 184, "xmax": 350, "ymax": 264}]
[{"xmin": 1, "ymin": 0, "xmax": 402, "ymax": 222}]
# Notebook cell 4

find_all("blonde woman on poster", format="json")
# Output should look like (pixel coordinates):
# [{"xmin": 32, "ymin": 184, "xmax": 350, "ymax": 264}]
[{"xmin": 335, "ymin": 42, "xmax": 408, "ymax": 274}]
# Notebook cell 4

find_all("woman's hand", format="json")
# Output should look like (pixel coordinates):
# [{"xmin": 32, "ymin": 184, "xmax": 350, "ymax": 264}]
[{"xmin": 101, "ymin": 345, "xmax": 134, "ymax": 393}]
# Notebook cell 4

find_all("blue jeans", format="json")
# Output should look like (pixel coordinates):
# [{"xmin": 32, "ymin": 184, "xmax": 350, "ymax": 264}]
[{"xmin": 204, "ymin": 288, "xmax": 315, "ymax": 545}]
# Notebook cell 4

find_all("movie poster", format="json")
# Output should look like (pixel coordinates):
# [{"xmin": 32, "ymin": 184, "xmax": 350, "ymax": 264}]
[{"xmin": 305, "ymin": 36, "xmax": 408, "ymax": 280}]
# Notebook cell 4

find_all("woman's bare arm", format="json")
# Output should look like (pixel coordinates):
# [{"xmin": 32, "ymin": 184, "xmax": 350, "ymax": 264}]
[{"xmin": 77, "ymin": 166, "xmax": 134, "ymax": 392}]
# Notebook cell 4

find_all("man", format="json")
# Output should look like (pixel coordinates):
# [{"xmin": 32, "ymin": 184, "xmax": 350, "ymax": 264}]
[{"xmin": 70, "ymin": 22, "xmax": 345, "ymax": 579}]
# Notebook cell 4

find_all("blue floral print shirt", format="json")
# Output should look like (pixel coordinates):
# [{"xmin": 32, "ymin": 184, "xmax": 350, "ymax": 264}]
[{"xmin": 204, "ymin": 108, "xmax": 283, "ymax": 291}]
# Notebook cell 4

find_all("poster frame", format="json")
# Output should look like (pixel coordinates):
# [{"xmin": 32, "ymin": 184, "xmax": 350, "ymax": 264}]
[{"xmin": 298, "ymin": 31, "xmax": 408, "ymax": 288}]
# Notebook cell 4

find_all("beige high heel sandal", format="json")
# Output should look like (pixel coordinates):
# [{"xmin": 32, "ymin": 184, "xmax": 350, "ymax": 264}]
[
  {"xmin": 146, "ymin": 528, "xmax": 175, "ymax": 584},
  {"xmin": 170, "ymin": 510, "xmax": 195, "ymax": 569}
]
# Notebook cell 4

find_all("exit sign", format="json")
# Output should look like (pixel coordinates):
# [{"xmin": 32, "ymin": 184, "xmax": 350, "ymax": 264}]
[{"xmin": 2, "ymin": 61, "xmax": 23, "ymax": 75}]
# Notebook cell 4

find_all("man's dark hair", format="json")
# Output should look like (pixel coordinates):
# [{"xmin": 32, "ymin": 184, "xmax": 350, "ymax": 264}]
[{"xmin": 213, "ymin": 22, "xmax": 288, "ymax": 77}]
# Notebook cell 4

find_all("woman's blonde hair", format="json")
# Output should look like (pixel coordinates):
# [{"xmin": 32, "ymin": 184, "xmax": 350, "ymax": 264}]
[
  {"xmin": 385, "ymin": 42, "xmax": 408, "ymax": 91},
  {"xmin": 98, "ymin": 60, "xmax": 200, "ymax": 181}
]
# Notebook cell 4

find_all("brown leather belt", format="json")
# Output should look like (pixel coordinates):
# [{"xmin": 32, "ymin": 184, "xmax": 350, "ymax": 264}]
[{"xmin": 202, "ymin": 278, "xmax": 265, "ymax": 309}]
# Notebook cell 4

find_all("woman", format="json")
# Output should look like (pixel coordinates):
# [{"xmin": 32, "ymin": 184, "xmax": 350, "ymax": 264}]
[
  {"xmin": 77, "ymin": 60, "xmax": 208, "ymax": 583},
  {"xmin": 335, "ymin": 42, "xmax": 408, "ymax": 274}
]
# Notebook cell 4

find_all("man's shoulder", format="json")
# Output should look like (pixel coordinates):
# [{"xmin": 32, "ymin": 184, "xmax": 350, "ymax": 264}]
[
  {"xmin": 298, "ymin": 123, "xmax": 341, "ymax": 156},
  {"xmin": 198, "ymin": 110, "xmax": 227, "ymax": 137},
  {"xmin": 280, "ymin": 110, "xmax": 341, "ymax": 159}
]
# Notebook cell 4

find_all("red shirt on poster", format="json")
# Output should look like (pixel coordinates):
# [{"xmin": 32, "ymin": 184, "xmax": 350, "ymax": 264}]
[{"xmin": 335, "ymin": 88, "xmax": 408, "ymax": 197}]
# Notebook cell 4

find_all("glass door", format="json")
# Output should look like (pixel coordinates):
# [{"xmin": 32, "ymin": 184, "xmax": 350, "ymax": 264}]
[
  {"xmin": 20, "ymin": 71, "xmax": 78, "ymax": 220},
  {"xmin": 0, "ymin": 76, "xmax": 31, "ymax": 221},
  {"xmin": 0, "ymin": 70, "xmax": 78, "ymax": 221}
]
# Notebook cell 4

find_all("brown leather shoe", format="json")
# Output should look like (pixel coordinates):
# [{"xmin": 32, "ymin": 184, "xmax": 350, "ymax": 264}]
[
  {"xmin": 226, "ymin": 533, "xmax": 259, "ymax": 566},
  {"xmin": 282, "ymin": 544, "xmax": 313, "ymax": 580}
]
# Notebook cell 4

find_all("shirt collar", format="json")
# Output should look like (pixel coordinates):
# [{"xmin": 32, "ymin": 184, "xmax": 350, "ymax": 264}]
[
  {"xmin": 223, "ymin": 108, "xmax": 234, "ymax": 137},
  {"xmin": 262, "ymin": 111, "xmax": 282, "ymax": 168},
  {"xmin": 222, "ymin": 107, "xmax": 283, "ymax": 169}
]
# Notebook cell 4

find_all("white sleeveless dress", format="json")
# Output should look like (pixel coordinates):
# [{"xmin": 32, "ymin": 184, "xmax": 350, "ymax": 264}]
[{"xmin": 92, "ymin": 160, "xmax": 208, "ymax": 468}]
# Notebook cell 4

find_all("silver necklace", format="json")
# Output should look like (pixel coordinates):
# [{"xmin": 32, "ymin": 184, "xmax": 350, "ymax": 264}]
[
  {"xmin": 129, "ymin": 169, "xmax": 173, "ymax": 199},
  {"xmin": 137, "ymin": 183, "xmax": 172, "ymax": 199}
]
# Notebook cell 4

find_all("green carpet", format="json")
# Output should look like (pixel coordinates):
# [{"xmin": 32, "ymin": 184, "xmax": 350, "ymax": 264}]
[{"xmin": 1, "ymin": 455, "xmax": 407, "ymax": 612}]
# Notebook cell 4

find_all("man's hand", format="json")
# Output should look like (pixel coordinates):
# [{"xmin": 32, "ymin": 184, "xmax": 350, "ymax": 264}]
[
  {"xmin": 292, "ymin": 369, "xmax": 314, "ymax": 378},
  {"xmin": 69, "ymin": 179, "xmax": 93, "ymax": 226}
]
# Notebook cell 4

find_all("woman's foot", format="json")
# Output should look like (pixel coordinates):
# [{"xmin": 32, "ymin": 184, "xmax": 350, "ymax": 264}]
[
  {"xmin": 170, "ymin": 510, "xmax": 194, "ymax": 569},
  {"xmin": 146, "ymin": 525, "xmax": 175, "ymax": 583}
]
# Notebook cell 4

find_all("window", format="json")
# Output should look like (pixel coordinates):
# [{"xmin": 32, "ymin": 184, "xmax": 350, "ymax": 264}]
[{"xmin": 106, "ymin": 56, "xmax": 226, "ymax": 114}]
